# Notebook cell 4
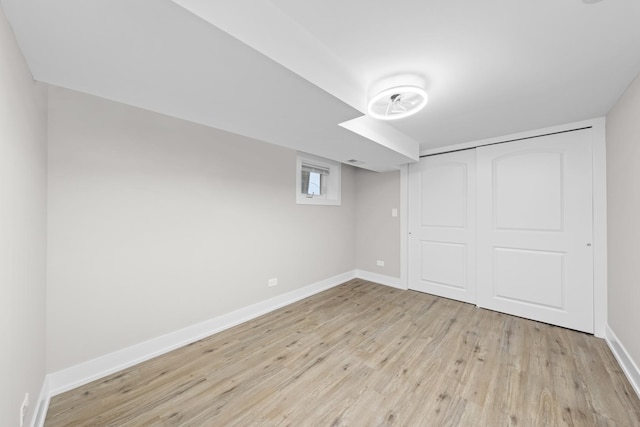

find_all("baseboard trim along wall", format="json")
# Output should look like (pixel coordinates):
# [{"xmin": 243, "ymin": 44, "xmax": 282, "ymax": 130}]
[
  {"xmin": 605, "ymin": 325, "xmax": 640, "ymax": 399},
  {"xmin": 355, "ymin": 269, "xmax": 405, "ymax": 290},
  {"xmin": 32, "ymin": 274, "xmax": 638, "ymax": 425},
  {"xmin": 30, "ymin": 376, "xmax": 50, "ymax": 427},
  {"xmin": 45, "ymin": 271, "xmax": 357, "ymax": 401},
  {"xmin": 33, "ymin": 271, "xmax": 410, "ymax": 426}
]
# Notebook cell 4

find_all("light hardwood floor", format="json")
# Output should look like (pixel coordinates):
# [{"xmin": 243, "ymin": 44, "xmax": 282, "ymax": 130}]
[{"xmin": 45, "ymin": 279, "xmax": 640, "ymax": 426}]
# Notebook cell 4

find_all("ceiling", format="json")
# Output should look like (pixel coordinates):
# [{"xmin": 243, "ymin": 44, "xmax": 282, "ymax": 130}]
[{"xmin": 3, "ymin": 0, "xmax": 640, "ymax": 171}]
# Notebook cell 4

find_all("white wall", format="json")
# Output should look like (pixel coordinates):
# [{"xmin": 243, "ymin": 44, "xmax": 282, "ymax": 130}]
[
  {"xmin": 0, "ymin": 5, "xmax": 48, "ymax": 427},
  {"xmin": 355, "ymin": 170, "xmax": 401, "ymax": 278},
  {"xmin": 46, "ymin": 87, "xmax": 356, "ymax": 372},
  {"xmin": 606, "ymin": 72, "xmax": 640, "ymax": 370}
]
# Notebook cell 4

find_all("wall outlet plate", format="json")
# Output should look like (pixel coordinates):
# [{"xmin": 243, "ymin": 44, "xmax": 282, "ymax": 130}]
[{"xmin": 268, "ymin": 278, "xmax": 278, "ymax": 287}]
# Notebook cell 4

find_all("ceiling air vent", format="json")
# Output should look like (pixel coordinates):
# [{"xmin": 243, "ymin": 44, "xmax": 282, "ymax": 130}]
[{"xmin": 346, "ymin": 159, "xmax": 365, "ymax": 165}]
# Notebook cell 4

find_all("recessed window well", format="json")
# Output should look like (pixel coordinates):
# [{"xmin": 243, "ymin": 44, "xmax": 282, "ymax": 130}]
[{"xmin": 296, "ymin": 153, "xmax": 341, "ymax": 206}]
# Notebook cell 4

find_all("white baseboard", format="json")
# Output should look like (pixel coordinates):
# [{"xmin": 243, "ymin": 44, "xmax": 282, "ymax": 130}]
[
  {"xmin": 45, "ymin": 270, "xmax": 356, "ymax": 400},
  {"xmin": 355, "ymin": 270, "xmax": 405, "ymax": 290},
  {"xmin": 604, "ymin": 325, "xmax": 640, "ymax": 400},
  {"xmin": 40, "ymin": 275, "xmax": 640, "ymax": 426},
  {"xmin": 30, "ymin": 376, "xmax": 50, "ymax": 427}
]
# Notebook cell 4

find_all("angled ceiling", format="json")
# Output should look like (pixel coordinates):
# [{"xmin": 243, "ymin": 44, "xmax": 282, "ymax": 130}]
[{"xmin": 3, "ymin": 0, "xmax": 640, "ymax": 171}]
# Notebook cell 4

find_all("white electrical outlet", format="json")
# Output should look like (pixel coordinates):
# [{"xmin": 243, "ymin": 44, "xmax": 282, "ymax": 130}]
[
  {"xmin": 268, "ymin": 278, "xmax": 278, "ymax": 287},
  {"xmin": 20, "ymin": 393, "xmax": 29, "ymax": 427},
  {"xmin": 376, "ymin": 260, "xmax": 385, "ymax": 267},
  {"xmin": 391, "ymin": 208, "xmax": 398, "ymax": 217}
]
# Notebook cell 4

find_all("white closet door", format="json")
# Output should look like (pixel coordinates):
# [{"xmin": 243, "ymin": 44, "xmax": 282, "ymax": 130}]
[
  {"xmin": 476, "ymin": 130, "xmax": 594, "ymax": 333},
  {"xmin": 408, "ymin": 150, "xmax": 476, "ymax": 304}
]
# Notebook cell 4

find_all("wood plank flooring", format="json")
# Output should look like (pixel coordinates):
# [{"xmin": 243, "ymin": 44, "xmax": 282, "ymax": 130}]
[{"xmin": 45, "ymin": 279, "xmax": 640, "ymax": 426}]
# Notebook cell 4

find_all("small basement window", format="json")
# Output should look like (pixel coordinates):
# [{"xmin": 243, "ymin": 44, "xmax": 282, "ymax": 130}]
[{"xmin": 296, "ymin": 153, "xmax": 341, "ymax": 205}]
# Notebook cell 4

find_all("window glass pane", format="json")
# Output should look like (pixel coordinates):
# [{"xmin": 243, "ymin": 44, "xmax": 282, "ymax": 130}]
[
  {"xmin": 301, "ymin": 170, "xmax": 310, "ymax": 194},
  {"xmin": 301, "ymin": 170, "xmax": 322, "ymax": 195},
  {"xmin": 308, "ymin": 171, "xmax": 322, "ymax": 195}
]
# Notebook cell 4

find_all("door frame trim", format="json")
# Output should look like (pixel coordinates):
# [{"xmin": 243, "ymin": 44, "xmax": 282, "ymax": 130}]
[
  {"xmin": 400, "ymin": 164, "xmax": 409, "ymax": 290},
  {"xmin": 402, "ymin": 117, "xmax": 607, "ymax": 337}
]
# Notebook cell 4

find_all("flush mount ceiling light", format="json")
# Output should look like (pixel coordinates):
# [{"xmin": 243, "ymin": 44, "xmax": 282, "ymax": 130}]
[{"xmin": 367, "ymin": 86, "xmax": 428, "ymax": 120}]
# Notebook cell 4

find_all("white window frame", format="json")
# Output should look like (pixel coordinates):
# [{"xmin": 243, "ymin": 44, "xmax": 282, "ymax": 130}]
[{"xmin": 296, "ymin": 153, "xmax": 341, "ymax": 206}]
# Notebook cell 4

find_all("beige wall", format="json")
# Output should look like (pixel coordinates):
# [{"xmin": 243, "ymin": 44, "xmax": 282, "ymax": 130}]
[
  {"xmin": 0, "ymin": 6, "xmax": 48, "ymax": 427},
  {"xmin": 355, "ymin": 169, "xmax": 401, "ymax": 278},
  {"xmin": 606, "ymin": 73, "xmax": 640, "ymax": 368},
  {"xmin": 46, "ymin": 87, "xmax": 357, "ymax": 372}
]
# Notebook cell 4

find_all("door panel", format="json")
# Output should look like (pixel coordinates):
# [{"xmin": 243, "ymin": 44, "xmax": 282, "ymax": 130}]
[
  {"xmin": 476, "ymin": 130, "xmax": 594, "ymax": 333},
  {"xmin": 419, "ymin": 241, "xmax": 467, "ymax": 289},
  {"xmin": 420, "ymin": 164, "xmax": 467, "ymax": 228},
  {"xmin": 494, "ymin": 152, "xmax": 564, "ymax": 231},
  {"xmin": 492, "ymin": 247, "xmax": 564, "ymax": 309},
  {"xmin": 409, "ymin": 150, "xmax": 476, "ymax": 303}
]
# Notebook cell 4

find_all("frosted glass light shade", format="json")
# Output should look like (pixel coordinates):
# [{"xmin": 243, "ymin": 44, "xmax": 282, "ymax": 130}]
[{"xmin": 367, "ymin": 86, "xmax": 428, "ymax": 120}]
